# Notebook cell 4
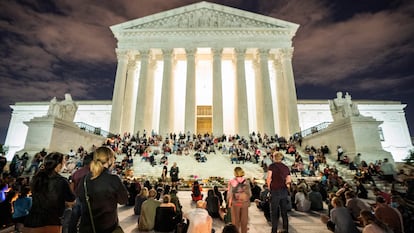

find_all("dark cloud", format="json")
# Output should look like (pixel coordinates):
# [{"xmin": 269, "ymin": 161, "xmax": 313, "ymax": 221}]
[{"xmin": 0, "ymin": 0, "xmax": 413, "ymax": 143}]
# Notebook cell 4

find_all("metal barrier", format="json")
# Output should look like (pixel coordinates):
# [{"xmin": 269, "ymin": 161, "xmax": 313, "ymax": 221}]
[
  {"xmin": 298, "ymin": 121, "xmax": 332, "ymax": 137},
  {"xmin": 75, "ymin": 122, "xmax": 110, "ymax": 138}
]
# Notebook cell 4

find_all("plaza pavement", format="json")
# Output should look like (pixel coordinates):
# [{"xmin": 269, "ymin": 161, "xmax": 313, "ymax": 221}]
[
  {"xmin": 118, "ymin": 190, "xmax": 332, "ymax": 233},
  {"xmin": 113, "ymin": 149, "xmax": 333, "ymax": 233}
]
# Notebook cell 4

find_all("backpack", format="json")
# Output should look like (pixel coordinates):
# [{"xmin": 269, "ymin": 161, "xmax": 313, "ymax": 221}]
[{"xmin": 232, "ymin": 180, "xmax": 249, "ymax": 203}]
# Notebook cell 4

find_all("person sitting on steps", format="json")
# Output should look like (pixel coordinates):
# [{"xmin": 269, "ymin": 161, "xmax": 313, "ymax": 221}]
[{"xmin": 191, "ymin": 181, "xmax": 203, "ymax": 202}]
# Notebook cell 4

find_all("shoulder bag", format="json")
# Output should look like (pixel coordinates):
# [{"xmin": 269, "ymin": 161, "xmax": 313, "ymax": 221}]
[{"xmin": 84, "ymin": 177, "xmax": 124, "ymax": 233}]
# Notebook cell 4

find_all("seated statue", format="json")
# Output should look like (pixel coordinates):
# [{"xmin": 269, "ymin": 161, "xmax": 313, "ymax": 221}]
[
  {"xmin": 46, "ymin": 93, "xmax": 78, "ymax": 122},
  {"xmin": 329, "ymin": 91, "xmax": 360, "ymax": 121}
]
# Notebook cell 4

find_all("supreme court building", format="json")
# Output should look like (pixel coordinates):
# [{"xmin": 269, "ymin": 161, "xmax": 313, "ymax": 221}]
[
  {"xmin": 4, "ymin": 2, "xmax": 413, "ymax": 162},
  {"xmin": 109, "ymin": 1, "xmax": 300, "ymax": 138}
]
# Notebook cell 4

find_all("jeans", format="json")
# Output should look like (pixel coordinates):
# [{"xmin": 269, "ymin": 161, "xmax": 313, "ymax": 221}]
[
  {"xmin": 68, "ymin": 198, "xmax": 82, "ymax": 233},
  {"xmin": 270, "ymin": 189, "xmax": 289, "ymax": 233}
]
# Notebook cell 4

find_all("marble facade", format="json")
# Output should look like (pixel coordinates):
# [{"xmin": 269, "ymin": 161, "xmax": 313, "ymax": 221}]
[{"xmin": 109, "ymin": 1, "xmax": 300, "ymax": 138}]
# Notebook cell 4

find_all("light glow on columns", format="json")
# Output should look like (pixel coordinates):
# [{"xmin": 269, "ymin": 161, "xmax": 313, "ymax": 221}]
[
  {"xmin": 222, "ymin": 60, "xmax": 235, "ymax": 135},
  {"xmin": 245, "ymin": 60, "xmax": 257, "ymax": 134},
  {"xmin": 173, "ymin": 60, "xmax": 187, "ymax": 133},
  {"xmin": 196, "ymin": 60, "xmax": 213, "ymax": 105},
  {"xmin": 152, "ymin": 61, "xmax": 163, "ymax": 134}
]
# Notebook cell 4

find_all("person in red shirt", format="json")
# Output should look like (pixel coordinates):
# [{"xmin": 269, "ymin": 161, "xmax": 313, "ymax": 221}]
[
  {"xmin": 373, "ymin": 187, "xmax": 391, "ymax": 204},
  {"xmin": 267, "ymin": 151, "xmax": 291, "ymax": 233}
]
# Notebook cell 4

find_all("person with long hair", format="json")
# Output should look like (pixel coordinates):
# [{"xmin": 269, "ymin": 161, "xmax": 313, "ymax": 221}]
[
  {"xmin": 360, "ymin": 209, "xmax": 393, "ymax": 233},
  {"xmin": 24, "ymin": 152, "xmax": 75, "ymax": 233},
  {"xmin": 227, "ymin": 166, "xmax": 251, "ymax": 233},
  {"xmin": 77, "ymin": 146, "xmax": 128, "ymax": 233}
]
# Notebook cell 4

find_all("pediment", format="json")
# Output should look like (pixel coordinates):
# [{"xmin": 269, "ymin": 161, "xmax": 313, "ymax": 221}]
[{"xmin": 111, "ymin": 1, "xmax": 298, "ymax": 32}]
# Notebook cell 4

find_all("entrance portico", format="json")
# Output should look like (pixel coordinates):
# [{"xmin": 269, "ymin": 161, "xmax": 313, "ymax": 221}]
[{"xmin": 109, "ymin": 1, "xmax": 300, "ymax": 137}]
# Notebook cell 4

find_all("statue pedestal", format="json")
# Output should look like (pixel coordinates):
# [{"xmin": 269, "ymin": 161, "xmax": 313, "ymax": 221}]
[
  {"xmin": 303, "ymin": 116, "xmax": 393, "ymax": 164},
  {"xmin": 23, "ymin": 116, "xmax": 105, "ymax": 153}
]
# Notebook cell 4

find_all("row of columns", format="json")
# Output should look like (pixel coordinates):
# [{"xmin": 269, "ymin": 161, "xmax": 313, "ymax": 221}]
[{"xmin": 109, "ymin": 47, "xmax": 300, "ymax": 138}]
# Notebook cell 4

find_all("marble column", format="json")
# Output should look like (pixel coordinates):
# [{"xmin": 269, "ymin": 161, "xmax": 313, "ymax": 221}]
[
  {"xmin": 159, "ymin": 49, "xmax": 174, "ymax": 136},
  {"xmin": 253, "ymin": 58, "xmax": 263, "ymax": 134},
  {"xmin": 144, "ymin": 58, "xmax": 157, "ymax": 133},
  {"xmin": 109, "ymin": 50, "xmax": 129, "ymax": 134},
  {"xmin": 258, "ymin": 49, "xmax": 275, "ymax": 136},
  {"xmin": 121, "ymin": 56, "xmax": 138, "ymax": 134},
  {"xmin": 134, "ymin": 50, "xmax": 150, "ymax": 134},
  {"xmin": 279, "ymin": 48, "xmax": 300, "ymax": 136},
  {"xmin": 273, "ymin": 58, "xmax": 288, "ymax": 137},
  {"xmin": 184, "ymin": 48, "xmax": 196, "ymax": 135},
  {"xmin": 234, "ymin": 48, "xmax": 249, "ymax": 136},
  {"xmin": 212, "ymin": 48, "xmax": 224, "ymax": 136}
]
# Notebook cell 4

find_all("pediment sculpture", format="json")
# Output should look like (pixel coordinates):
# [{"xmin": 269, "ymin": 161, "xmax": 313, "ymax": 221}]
[{"xmin": 125, "ymin": 8, "xmax": 284, "ymax": 30}]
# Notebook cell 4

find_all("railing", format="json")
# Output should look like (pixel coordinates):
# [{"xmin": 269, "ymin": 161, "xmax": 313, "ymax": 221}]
[
  {"xmin": 75, "ymin": 122, "xmax": 110, "ymax": 138},
  {"xmin": 299, "ymin": 121, "xmax": 332, "ymax": 137}
]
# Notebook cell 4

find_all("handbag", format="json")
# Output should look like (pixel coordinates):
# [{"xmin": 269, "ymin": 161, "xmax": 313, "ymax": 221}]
[
  {"xmin": 176, "ymin": 218, "xmax": 188, "ymax": 233},
  {"xmin": 84, "ymin": 177, "xmax": 124, "ymax": 233}
]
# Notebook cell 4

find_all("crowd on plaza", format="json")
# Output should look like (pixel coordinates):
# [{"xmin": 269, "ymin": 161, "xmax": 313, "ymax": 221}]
[{"xmin": 1, "ymin": 130, "xmax": 414, "ymax": 233}]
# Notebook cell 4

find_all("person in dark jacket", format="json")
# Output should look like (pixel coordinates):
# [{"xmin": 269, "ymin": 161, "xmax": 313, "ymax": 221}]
[
  {"xmin": 24, "ymin": 152, "xmax": 76, "ymax": 233},
  {"xmin": 205, "ymin": 189, "xmax": 221, "ymax": 218},
  {"xmin": 77, "ymin": 146, "xmax": 128, "ymax": 233}
]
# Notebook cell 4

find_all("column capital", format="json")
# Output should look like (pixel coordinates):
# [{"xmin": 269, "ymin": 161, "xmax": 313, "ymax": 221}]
[
  {"xmin": 162, "ymin": 49, "xmax": 174, "ymax": 59},
  {"xmin": 127, "ymin": 58, "xmax": 137, "ymax": 69},
  {"xmin": 185, "ymin": 48, "xmax": 197, "ymax": 56},
  {"xmin": 115, "ymin": 50, "xmax": 130, "ymax": 61},
  {"xmin": 234, "ymin": 48, "xmax": 246, "ymax": 55},
  {"xmin": 277, "ymin": 47, "xmax": 294, "ymax": 60},
  {"xmin": 138, "ymin": 50, "xmax": 151, "ymax": 59},
  {"xmin": 258, "ymin": 48, "xmax": 270, "ymax": 59},
  {"xmin": 211, "ymin": 48, "xmax": 223, "ymax": 56}
]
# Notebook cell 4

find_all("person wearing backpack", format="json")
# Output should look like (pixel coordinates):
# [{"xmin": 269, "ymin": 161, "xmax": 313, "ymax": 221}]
[{"xmin": 227, "ymin": 166, "xmax": 251, "ymax": 233}]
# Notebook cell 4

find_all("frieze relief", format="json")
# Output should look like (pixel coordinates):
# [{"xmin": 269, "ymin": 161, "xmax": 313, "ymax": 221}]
[{"xmin": 125, "ymin": 9, "xmax": 284, "ymax": 30}]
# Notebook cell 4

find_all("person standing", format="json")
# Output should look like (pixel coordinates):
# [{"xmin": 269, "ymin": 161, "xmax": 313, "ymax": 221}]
[
  {"xmin": 161, "ymin": 163, "xmax": 168, "ymax": 182},
  {"xmin": 266, "ymin": 151, "xmax": 291, "ymax": 233},
  {"xmin": 24, "ymin": 152, "xmax": 76, "ymax": 233},
  {"xmin": 227, "ymin": 167, "xmax": 251, "ymax": 233},
  {"xmin": 336, "ymin": 146, "xmax": 344, "ymax": 161},
  {"xmin": 76, "ymin": 146, "xmax": 128, "ymax": 233},
  {"xmin": 170, "ymin": 162, "xmax": 179, "ymax": 189}
]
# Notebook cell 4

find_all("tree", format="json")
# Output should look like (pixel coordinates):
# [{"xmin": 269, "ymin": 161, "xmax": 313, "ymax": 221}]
[
  {"xmin": 403, "ymin": 149, "xmax": 414, "ymax": 166},
  {"xmin": 0, "ymin": 144, "xmax": 8, "ymax": 155}
]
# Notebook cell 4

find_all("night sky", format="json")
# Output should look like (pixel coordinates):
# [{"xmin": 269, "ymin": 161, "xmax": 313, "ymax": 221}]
[{"xmin": 0, "ymin": 0, "xmax": 413, "ymax": 144}]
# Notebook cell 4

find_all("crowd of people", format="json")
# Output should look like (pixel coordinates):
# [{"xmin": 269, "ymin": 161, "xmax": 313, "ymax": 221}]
[{"xmin": 1, "ymin": 130, "xmax": 414, "ymax": 233}]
